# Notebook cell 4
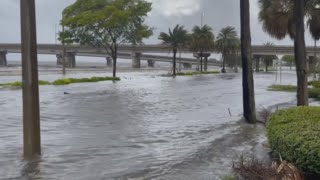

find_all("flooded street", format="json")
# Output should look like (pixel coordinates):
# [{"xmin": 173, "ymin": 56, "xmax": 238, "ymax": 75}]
[{"xmin": 0, "ymin": 70, "xmax": 296, "ymax": 179}]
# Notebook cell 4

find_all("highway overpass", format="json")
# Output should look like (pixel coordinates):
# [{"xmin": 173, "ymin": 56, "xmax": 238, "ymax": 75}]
[{"xmin": 0, "ymin": 43, "xmax": 318, "ymax": 68}]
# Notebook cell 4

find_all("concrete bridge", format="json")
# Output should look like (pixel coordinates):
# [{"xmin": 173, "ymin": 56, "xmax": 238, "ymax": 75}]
[
  {"xmin": 0, "ymin": 43, "xmax": 318, "ymax": 68},
  {"xmin": 0, "ymin": 43, "xmax": 221, "ymax": 69}
]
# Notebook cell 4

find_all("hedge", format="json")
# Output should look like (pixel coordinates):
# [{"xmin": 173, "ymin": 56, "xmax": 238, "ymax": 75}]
[
  {"xmin": 267, "ymin": 107, "xmax": 320, "ymax": 174},
  {"xmin": 308, "ymin": 81, "xmax": 320, "ymax": 88},
  {"xmin": 176, "ymin": 71, "xmax": 220, "ymax": 76}
]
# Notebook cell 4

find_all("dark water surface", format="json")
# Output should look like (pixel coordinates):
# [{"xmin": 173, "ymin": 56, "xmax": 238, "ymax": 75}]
[{"xmin": 0, "ymin": 71, "xmax": 296, "ymax": 180}]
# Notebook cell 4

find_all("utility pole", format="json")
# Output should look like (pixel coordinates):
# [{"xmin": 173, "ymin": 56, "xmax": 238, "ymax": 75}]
[
  {"xmin": 201, "ymin": 12, "xmax": 204, "ymax": 27},
  {"xmin": 55, "ymin": 24, "xmax": 57, "ymax": 44},
  {"xmin": 20, "ymin": 0, "xmax": 41, "ymax": 158},
  {"xmin": 62, "ymin": 24, "xmax": 66, "ymax": 75}
]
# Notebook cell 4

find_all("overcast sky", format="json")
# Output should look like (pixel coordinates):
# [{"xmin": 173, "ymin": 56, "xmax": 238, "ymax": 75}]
[{"xmin": 0, "ymin": 0, "xmax": 315, "ymax": 45}]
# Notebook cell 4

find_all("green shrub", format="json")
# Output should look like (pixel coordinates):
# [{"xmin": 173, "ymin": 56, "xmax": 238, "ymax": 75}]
[
  {"xmin": 268, "ymin": 84, "xmax": 297, "ymax": 92},
  {"xmin": 177, "ymin": 71, "xmax": 220, "ymax": 76},
  {"xmin": 0, "ymin": 80, "xmax": 50, "ymax": 88},
  {"xmin": 53, "ymin": 78, "xmax": 72, "ymax": 85},
  {"xmin": 9, "ymin": 81, "xmax": 23, "ymax": 87},
  {"xmin": 38, "ymin": 80, "xmax": 51, "ymax": 85},
  {"xmin": 267, "ymin": 107, "xmax": 320, "ymax": 174},
  {"xmin": 308, "ymin": 81, "xmax": 320, "ymax": 88},
  {"xmin": 53, "ymin": 76, "xmax": 120, "ymax": 85},
  {"xmin": 308, "ymin": 88, "xmax": 320, "ymax": 99}
]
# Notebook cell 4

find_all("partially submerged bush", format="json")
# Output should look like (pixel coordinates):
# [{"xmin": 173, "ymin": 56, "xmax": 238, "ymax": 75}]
[
  {"xmin": 177, "ymin": 71, "xmax": 220, "ymax": 76},
  {"xmin": 53, "ymin": 76, "xmax": 120, "ymax": 85},
  {"xmin": 308, "ymin": 81, "xmax": 320, "ymax": 88},
  {"xmin": 308, "ymin": 88, "xmax": 320, "ymax": 99},
  {"xmin": 267, "ymin": 107, "xmax": 320, "ymax": 174},
  {"xmin": 268, "ymin": 84, "xmax": 297, "ymax": 92},
  {"xmin": 0, "ymin": 80, "xmax": 50, "ymax": 88}
]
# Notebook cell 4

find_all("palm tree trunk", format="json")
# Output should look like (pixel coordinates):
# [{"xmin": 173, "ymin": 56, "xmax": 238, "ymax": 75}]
[
  {"xmin": 112, "ymin": 49, "xmax": 117, "ymax": 78},
  {"xmin": 314, "ymin": 39, "xmax": 317, "ymax": 79},
  {"xmin": 240, "ymin": 0, "xmax": 256, "ymax": 123},
  {"xmin": 173, "ymin": 49, "xmax": 177, "ymax": 76},
  {"xmin": 255, "ymin": 57, "xmax": 260, "ymax": 72},
  {"xmin": 294, "ymin": 0, "xmax": 308, "ymax": 106},
  {"xmin": 20, "ymin": 0, "xmax": 41, "ymax": 157},
  {"xmin": 200, "ymin": 54, "xmax": 203, "ymax": 72},
  {"xmin": 222, "ymin": 52, "xmax": 226, "ymax": 73}
]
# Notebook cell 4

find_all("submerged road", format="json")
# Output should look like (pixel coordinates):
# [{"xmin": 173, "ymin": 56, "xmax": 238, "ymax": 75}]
[{"xmin": 0, "ymin": 70, "xmax": 297, "ymax": 179}]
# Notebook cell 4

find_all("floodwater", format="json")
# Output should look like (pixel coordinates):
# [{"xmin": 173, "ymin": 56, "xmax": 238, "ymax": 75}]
[{"xmin": 0, "ymin": 69, "xmax": 297, "ymax": 180}]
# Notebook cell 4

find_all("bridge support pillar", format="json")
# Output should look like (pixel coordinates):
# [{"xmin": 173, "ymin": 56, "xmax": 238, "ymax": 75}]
[
  {"xmin": 204, "ymin": 57, "xmax": 208, "ymax": 71},
  {"xmin": 65, "ymin": 52, "xmax": 76, "ymax": 68},
  {"xmin": 106, "ymin": 57, "xmax": 113, "ymax": 67},
  {"xmin": 183, "ymin": 63, "xmax": 192, "ymax": 69},
  {"xmin": 0, "ymin": 51, "xmax": 7, "ymax": 66},
  {"xmin": 56, "ymin": 54, "xmax": 63, "ymax": 66},
  {"xmin": 255, "ymin": 57, "xmax": 261, "ymax": 72},
  {"xmin": 147, "ymin": 60, "xmax": 155, "ymax": 67},
  {"xmin": 132, "ymin": 52, "xmax": 141, "ymax": 68},
  {"xmin": 56, "ymin": 52, "xmax": 76, "ymax": 68}
]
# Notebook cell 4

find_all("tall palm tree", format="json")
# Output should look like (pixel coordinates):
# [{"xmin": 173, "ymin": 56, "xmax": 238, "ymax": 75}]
[
  {"xmin": 20, "ymin": 0, "xmax": 41, "ymax": 157},
  {"xmin": 259, "ymin": 0, "xmax": 313, "ymax": 106},
  {"xmin": 307, "ymin": 7, "xmax": 320, "ymax": 78},
  {"xmin": 294, "ymin": 0, "xmax": 308, "ymax": 106},
  {"xmin": 159, "ymin": 25, "xmax": 190, "ymax": 76},
  {"xmin": 216, "ymin": 26, "xmax": 240, "ymax": 73},
  {"xmin": 240, "ymin": 0, "xmax": 256, "ymax": 123},
  {"xmin": 190, "ymin": 25, "xmax": 215, "ymax": 72}
]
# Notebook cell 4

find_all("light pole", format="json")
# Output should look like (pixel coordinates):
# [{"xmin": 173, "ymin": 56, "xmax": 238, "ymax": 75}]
[
  {"xmin": 62, "ymin": 24, "xmax": 66, "ymax": 75},
  {"xmin": 20, "ymin": 0, "xmax": 41, "ymax": 158}
]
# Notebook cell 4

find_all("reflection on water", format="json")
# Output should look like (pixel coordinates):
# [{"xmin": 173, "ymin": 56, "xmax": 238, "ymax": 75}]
[{"xmin": 0, "ymin": 71, "xmax": 296, "ymax": 179}]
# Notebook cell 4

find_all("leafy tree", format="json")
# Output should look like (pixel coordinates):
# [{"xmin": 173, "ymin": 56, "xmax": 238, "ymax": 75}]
[
  {"xmin": 215, "ymin": 26, "xmax": 240, "ymax": 73},
  {"xmin": 190, "ymin": 25, "xmax": 215, "ymax": 72},
  {"xmin": 158, "ymin": 25, "xmax": 190, "ymax": 76},
  {"xmin": 282, "ymin": 55, "xmax": 295, "ymax": 70},
  {"xmin": 240, "ymin": 0, "xmax": 256, "ymax": 123},
  {"xmin": 60, "ymin": 0, "xmax": 153, "ymax": 77}
]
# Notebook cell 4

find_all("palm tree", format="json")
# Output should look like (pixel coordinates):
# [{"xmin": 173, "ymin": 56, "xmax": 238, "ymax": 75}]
[
  {"xmin": 20, "ymin": 0, "xmax": 41, "ymax": 157},
  {"xmin": 294, "ymin": 0, "xmax": 308, "ymax": 106},
  {"xmin": 259, "ymin": 0, "xmax": 312, "ymax": 106},
  {"xmin": 307, "ymin": 7, "xmax": 320, "ymax": 78},
  {"xmin": 240, "ymin": 0, "xmax": 256, "ymax": 123},
  {"xmin": 216, "ymin": 26, "xmax": 240, "ymax": 73},
  {"xmin": 159, "ymin": 25, "xmax": 190, "ymax": 76},
  {"xmin": 190, "ymin": 25, "xmax": 215, "ymax": 72}
]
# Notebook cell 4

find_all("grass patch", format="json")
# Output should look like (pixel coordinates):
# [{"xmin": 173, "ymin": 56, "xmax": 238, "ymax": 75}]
[
  {"xmin": 268, "ymin": 84, "xmax": 297, "ymax": 92},
  {"xmin": 177, "ymin": 71, "xmax": 220, "ymax": 76},
  {"xmin": 0, "ymin": 80, "xmax": 50, "ymax": 88},
  {"xmin": 0, "ymin": 76, "xmax": 120, "ymax": 88},
  {"xmin": 268, "ymin": 84, "xmax": 320, "ymax": 100},
  {"xmin": 52, "ymin": 76, "xmax": 120, "ymax": 85}
]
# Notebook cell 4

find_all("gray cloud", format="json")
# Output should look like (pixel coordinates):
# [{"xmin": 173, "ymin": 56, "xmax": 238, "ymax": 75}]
[{"xmin": 0, "ymin": 0, "xmax": 314, "ymax": 45}]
